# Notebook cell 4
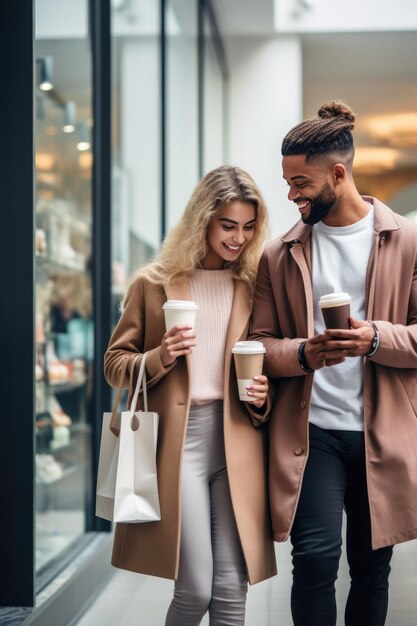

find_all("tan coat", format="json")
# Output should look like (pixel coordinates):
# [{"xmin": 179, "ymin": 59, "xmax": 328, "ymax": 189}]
[
  {"xmin": 104, "ymin": 276, "xmax": 277, "ymax": 584},
  {"xmin": 250, "ymin": 197, "xmax": 417, "ymax": 550}
]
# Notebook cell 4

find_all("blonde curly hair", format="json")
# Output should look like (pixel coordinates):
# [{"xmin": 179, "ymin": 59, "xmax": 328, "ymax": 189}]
[{"xmin": 127, "ymin": 165, "xmax": 269, "ymax": 301}]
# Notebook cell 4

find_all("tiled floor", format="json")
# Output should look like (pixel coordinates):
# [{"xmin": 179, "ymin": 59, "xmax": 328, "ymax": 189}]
[{"xmin": 76, "ymin": 527, "xmax": 417, "ymax": 625}]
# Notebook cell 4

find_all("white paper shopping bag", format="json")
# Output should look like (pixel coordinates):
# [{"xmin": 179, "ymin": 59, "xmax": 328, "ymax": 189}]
[
  {"xmin": 113, "ymin": 409, "xmax": 160, "ymax": 522},
  {"xmin": 96, "ymin": 353, "xmax": 161, "ymax": 523}
]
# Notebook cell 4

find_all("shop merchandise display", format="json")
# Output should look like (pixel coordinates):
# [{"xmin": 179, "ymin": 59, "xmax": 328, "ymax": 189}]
[
  {"xmin": 47, "ymin": 395, "xmax": 72, "ymax": 427},
  {"xmin": 35, "ymin": 237, "xmax": 91, "ymax": 465},
  {"xmin": 37, "ymin": 198, "xmax": 88, "ymax": 270},
  {"xmin": 50, "ymin": 425, "xmax": 71, "ymax": 449},
  {"xmin": 36, "ymin": 454, "xmax": 64, "ymax": 484},
  {"xmin": 35, "ymin": 228, "xmax": 47, "ymax": 256},
  {"xmin": 46, "ymin": 340, "xmax": 71, "ymax": 383},
  {"xmin": 35, "ymin": 191, "xmax": 93, "ymax": 569},
  {"xmin": 34, "ymin": 45, "xmax": 96, "ymax": 573}
]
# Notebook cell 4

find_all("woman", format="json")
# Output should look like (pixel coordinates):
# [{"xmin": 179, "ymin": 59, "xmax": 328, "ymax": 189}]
[{"xmin": 104, "ymin": 165, "xmax": 277, "ymax": 625}]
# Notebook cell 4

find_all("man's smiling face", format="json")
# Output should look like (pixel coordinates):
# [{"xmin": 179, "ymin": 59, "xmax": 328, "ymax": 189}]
[{"xmin": 282, "ymin": 154, "xmax": 338, "ymax": 225}]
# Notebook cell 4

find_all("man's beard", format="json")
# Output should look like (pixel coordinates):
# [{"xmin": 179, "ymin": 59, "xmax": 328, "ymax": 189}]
[{"xmin": 301, "ymin": 183, "xmax": 337, "ymax": 225}]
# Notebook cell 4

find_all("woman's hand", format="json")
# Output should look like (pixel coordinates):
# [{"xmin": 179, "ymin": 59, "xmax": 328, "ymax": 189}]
[
  {"xmin": 246, "ymin": 374, "xmax": 268, "ymax": 408},
  {"xmin": 160, "ymin": 325, "xmax": 197, "ymax": 367}
]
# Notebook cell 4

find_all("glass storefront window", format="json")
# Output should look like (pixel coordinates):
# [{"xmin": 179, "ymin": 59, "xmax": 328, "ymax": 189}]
[
  {"xmin": 203, "ymin": 6, "xmax": 227, "ymax": 174},
  {"xmin": 35, "ymin": 0, "xmax": 93, "ymax": 574},
  {"xmin": 166, "ymin": 0, "xmax": 199, "ymax": 229},
  {"xmin": 111, "ymin": 0, "xmax": 161, "ymax": 311}
]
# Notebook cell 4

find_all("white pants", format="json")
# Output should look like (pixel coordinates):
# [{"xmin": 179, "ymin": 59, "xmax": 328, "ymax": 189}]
[{"xmin": 165, "ymin": 401, "xmax": 248, "ymax": 626}]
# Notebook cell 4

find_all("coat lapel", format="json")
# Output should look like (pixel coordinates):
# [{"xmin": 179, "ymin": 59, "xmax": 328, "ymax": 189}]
[
  {"xmin": 165, "ymin": 278, "xmax": 191, "ymax": 302},
  {"xmin": 165, "ymin": 278, "xmax": 192, "ymax": 378},
  {"xmin": 224, "ymin": 280, "xmax": 252, "ymax": 394},
  {"xmin": 290, "ymin": 243, "xmax": 314, "ymax": 338}
]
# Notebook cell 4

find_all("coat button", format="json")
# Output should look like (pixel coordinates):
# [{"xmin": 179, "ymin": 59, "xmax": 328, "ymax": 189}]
[
  {"xmin": 300, "ymin": 399, "xmax": 306, "ymax": 408},
  {"xmin": 294, "ymin": 447, "xmax": 304, "ymax": 456}
]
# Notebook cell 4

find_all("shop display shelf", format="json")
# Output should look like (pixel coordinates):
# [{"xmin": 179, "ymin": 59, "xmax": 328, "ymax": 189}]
[
  {"xmin": 37, "ymin": 378, "xmax": 87, "ymax": 394},
  {"xmin": 36, "ymin": 255, "xmax": 86, "ymax": 276},
  {"xmin": 35, "ymin": 462, "xmax": 82, "ymax": 486}
]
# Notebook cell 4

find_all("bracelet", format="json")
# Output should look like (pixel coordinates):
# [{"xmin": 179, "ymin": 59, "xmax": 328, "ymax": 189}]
[
  {"xmin": 365, "ymin": 321, "xmax": 380, "ymax": 357},
  {"xmin": 298, "ymin": 341, "xmax": 314, "ymax": 373}
]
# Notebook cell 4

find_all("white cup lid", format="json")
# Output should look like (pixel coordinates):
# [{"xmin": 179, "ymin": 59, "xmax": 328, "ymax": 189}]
[
  {"xmin": 232, "ymin": 341, "xmax": 266, "ymax": 354},
  {"xmin": 163, "ymin": 300, "xmax": 199, "ymax": 310},
  {"xmin": 319, "ymin": 292, "xmax": 351, "ymax": 307}
]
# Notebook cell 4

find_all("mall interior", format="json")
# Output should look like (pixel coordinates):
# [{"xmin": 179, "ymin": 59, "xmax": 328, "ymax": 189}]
[{"xmin": 1, "ymin": 0, "xmax": 417, "ymax": 624}]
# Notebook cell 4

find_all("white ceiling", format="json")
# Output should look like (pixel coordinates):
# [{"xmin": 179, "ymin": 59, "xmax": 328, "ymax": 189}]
[
  {"xmin": 302, "ymin": 31, "xmax": 417, "ymax": 141},
  {"xmin": 302, "ymin": 32, "xmax": 417, "ymax": 80},
  {"xmin": 212, "ymin": 0, "xmax": 275, "ymax": 35}
]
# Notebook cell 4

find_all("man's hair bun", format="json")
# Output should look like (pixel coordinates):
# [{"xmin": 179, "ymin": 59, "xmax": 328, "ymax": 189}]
[
  {"xmin": 318, "ymin": 101, "xmax": 355, "ymax": 130},
  {"xmin": 281, "ymin": 99, "xmax": 356, "ymax": 160}
]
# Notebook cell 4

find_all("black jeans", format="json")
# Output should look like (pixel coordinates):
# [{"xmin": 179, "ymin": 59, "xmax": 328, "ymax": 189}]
[{"xmin": 290, "ymin": 423, "xmax": 393, "ymax": 626}]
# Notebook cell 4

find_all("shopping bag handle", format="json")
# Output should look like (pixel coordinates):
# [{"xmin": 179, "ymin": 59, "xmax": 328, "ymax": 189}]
[
  {"xmin": 109, "ymin": 352, "xmax": 141, "ymax": 436},
  {"xmin": 129, "ymin": 352, "xmax": 148, "ymax": 413}
]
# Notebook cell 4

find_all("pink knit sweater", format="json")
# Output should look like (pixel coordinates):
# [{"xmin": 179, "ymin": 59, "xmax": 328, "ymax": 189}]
[{"xmin": 189, "ymin": 269, "xmax": 234, "ymax": 405}]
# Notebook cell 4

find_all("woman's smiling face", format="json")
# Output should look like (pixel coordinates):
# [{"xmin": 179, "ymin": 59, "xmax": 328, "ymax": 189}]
[{"xmin": 202, "ymin": 201, "xmax": 257, "ymax": 269}]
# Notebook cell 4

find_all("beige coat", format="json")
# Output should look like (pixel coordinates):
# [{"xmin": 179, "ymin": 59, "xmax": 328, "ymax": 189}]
[
  {"xmin": 250, "ymin": 197, "xmax": 417, "ymax": 550},
  {"xmin": 104, "ymin": 276, "xmax": 277, "ymax": 584}
]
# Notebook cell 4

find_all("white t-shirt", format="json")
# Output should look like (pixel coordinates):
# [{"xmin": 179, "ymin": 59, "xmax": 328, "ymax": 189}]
[{"xmin": 309, "ymin": 207, "xmax": 374, "ymax": 431}]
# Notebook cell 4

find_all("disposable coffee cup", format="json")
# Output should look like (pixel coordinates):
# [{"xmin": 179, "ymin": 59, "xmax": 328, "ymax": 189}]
[
  {"xmin": 232, "ymin": 341, "xmax": 266, "ymax": 401},
  {"xmin": 319, "ymin": 292, "xmax": 351, "ymax": 330},
  {"xmin": 162, "ymin": 300, "xmax": 199, "ymax": 331}
]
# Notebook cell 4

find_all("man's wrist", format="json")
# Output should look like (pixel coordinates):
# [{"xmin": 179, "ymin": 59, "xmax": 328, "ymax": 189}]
[
  {"xmin": 298, "ymin": 341, "xmax": 314, "ymax": 373},
  {"xmin": 365, "ymin": 321, "xmax": 380, "ymax": 357}
]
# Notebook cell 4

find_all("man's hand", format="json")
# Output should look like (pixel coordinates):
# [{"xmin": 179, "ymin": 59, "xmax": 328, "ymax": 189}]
[{"xmin": 304, "ymin": 318, "xmax": 375, "ymax": 370}]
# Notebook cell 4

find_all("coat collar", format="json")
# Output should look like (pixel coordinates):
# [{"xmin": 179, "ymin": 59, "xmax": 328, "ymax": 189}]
[
  {"xmin": 367, "ymin": 196, "xmax": 401, "ymax": 233},
  {"xmin": 165, "ymin": 277, "xmax": 191, "ymax": 302},
  {"xmin": 164, "ymin": 274, "xmax": 250, "ymax": 332},
  {"xmin": 281, "ymin": 220, "xmax": 311, "ymax": 244},
  {"xmin": 280, "ymin": 196, "xmax": 401, "ymax": 244}
]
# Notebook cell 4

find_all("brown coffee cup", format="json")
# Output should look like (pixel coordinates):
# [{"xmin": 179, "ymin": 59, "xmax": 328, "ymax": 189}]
[
  {"xmin": 319, "ymin": 292, "xmax": 351, "ymax": 330},
  {"xmin": 232, "ymin": 341, "xmax": 266, "ymax": 401}
]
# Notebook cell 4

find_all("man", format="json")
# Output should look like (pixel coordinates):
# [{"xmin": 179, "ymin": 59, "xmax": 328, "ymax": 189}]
[{"xmin": 250, "ymin": 101, "xmax": 417, "ymax": 625}]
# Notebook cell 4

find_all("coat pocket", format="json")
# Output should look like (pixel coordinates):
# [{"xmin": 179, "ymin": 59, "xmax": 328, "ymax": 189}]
[{"xmin": 399, "ymin": 369, "xmax": 417, "ymax": 418}]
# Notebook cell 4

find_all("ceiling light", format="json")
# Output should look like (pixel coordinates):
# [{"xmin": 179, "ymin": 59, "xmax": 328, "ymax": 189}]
[
  {"xmin": 63, "ymin": 101, "xmax": 76, "ymax": 133},
  {"xmin": 38, "ymin": 57, "xmax": 54, "ymax": 91},
  {"xmin": 78, "ymin": 152, "xmax": 93, "ymax": 169},
  {"xmin": 77, "ymin": 123, "xmax": 91, "ymax": 151},
  {"xmin": 353, "ymin": 147, "xmax": 401, "ymax": 172},
  {"xmin": 365, "ymin": 112, "xmax": 417, "ymax": 148},
  {"xmin": 36, "ymin": 153, "xmax": 55, "ymax": 171}
]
